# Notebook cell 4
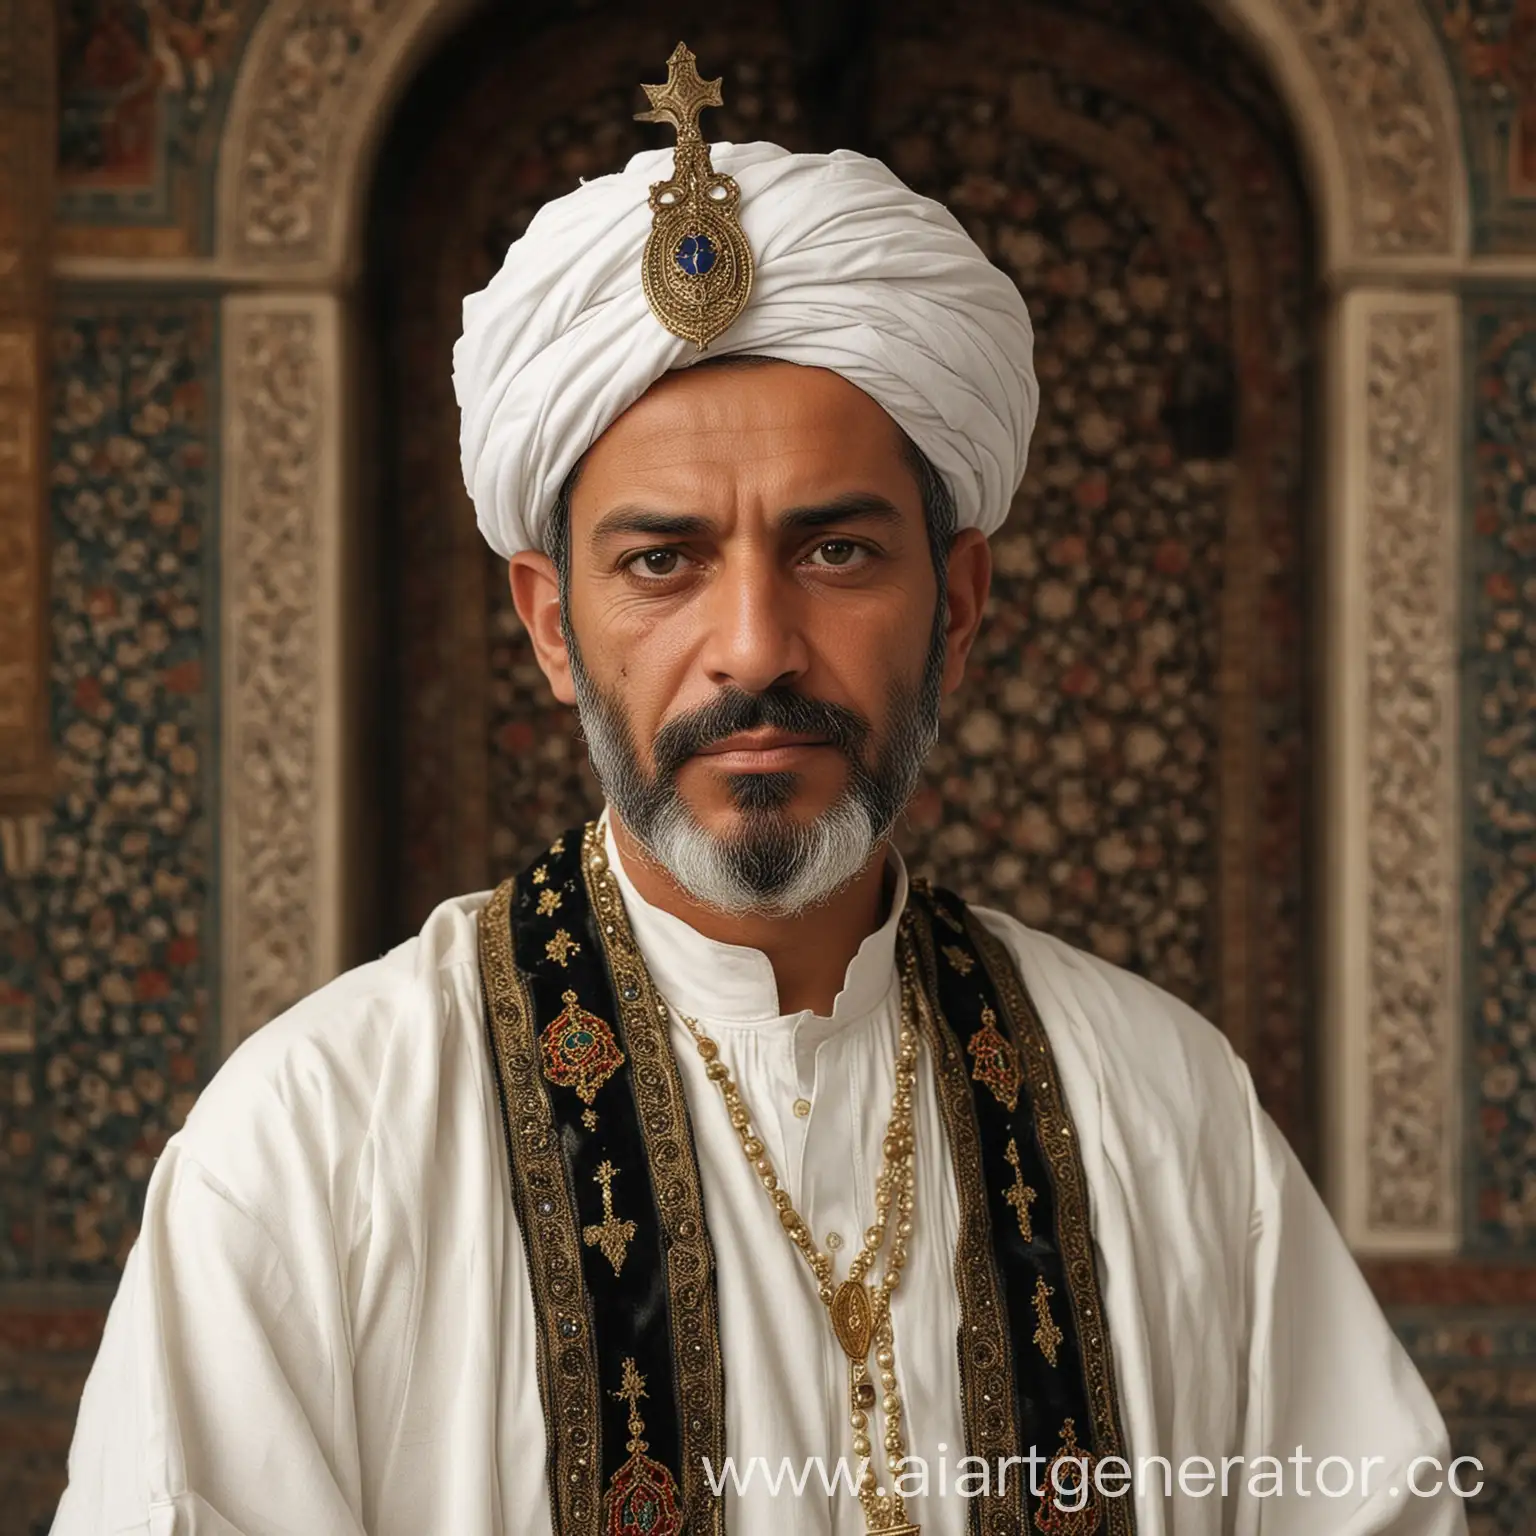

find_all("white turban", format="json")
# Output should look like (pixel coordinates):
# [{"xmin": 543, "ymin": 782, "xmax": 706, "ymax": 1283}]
[{"xmin": 454, "ymin": 142, "xmax": 1037, "ymax": 559}]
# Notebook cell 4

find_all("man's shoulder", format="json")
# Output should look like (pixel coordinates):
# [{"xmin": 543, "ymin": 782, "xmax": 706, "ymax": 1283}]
[
  {"xmin": 966, "ymin": 902, "xmax": 1255, "ymax": 1137},
  {"xmin": 171, "ymin": 891, "xmax": 495, "ymax": 1205}
]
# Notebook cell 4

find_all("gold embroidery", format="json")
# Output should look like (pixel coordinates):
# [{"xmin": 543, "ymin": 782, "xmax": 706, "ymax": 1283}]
[
  {"xmin": 584, "ymin": 824, "xmax": 725, "ymax": 1535},
  {"xmin": 966, "ymin": 1004, "xmax": 1023, "ymax": 1112},
  {"xmin": 1034, "ymin": 1419, "xmax": 1099, "ymax": 1536},
  {"xmin": 1004, "ymin": 1138, "xmax": 1037, "ymax": 1242},
  {"xmin": 550, "ymin": 836, "xmax": 566, "ymax": 855},
  {"xmin": 582, "ymin": 1108, "xmax": 598, "ymax": 1132},
  {"xmin": 901, "ymin": 929, "xmax": 1021, "ymax": 1523},
  {"xmin": 971, "ymin": 916, "xmax": 1136, "ymax": 1536},
  {"xmin": 539, "ymin": 989, "xmax": 625, "ymax": 1104},
  {"xmin": 1032, "ymin": 1276, "xmax": 1063, "ymax": 1366},
  {"xmin": 583, "ymin": 1159, "xmax": 637, "ymax": 1275},
  {"xmin": 537, "ymin": 887, "xmax": 563, "ymax": 917},
  {"xmin": 477, "ymin": 881, "xmax": 601, "ymax": 1532},
  {"xmin": 531, "ymin": 865, "xmax": 548, "ymax": 885},
  {"xmin": 605, "ymin": 1358, "xmax": 684, "ymax": 1536},
  {"xmin": 942, "ymin": 944, "xmax": 975, "ymax": 976},
  {"xmin": 546, "ymin": 928, "xmax": 581, "ymax": 967}
]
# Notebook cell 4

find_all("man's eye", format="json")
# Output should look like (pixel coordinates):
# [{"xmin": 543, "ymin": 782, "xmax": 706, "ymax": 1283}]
[
  {"xmin": 807, "ymin": 540, "xmax": 864, "ymax": 568},
  {"xmin": 629, "ymin": 549, "xmax": 685, "ymax": 578}
]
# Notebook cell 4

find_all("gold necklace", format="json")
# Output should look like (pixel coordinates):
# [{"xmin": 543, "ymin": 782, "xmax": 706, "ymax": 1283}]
[{"xmin": 674, "ymin": 972, "xmax": 923, "ymax": 1536}]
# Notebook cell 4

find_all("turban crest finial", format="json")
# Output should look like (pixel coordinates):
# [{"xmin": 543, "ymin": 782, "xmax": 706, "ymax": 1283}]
[{"xmin": 634, "ymin": 43, "xmax": 756, "ymax": 349}]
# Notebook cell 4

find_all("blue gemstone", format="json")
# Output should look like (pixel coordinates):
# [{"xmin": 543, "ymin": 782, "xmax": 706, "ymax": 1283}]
[{"xmin": 675, "ymin": 233, "xmax": 717, "ymax": 276}]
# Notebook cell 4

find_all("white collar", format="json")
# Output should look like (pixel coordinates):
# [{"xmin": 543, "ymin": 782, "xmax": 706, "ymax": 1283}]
[{"xmin": 602, "ymin": 813, "xmax": 908, "ymax": 1034}]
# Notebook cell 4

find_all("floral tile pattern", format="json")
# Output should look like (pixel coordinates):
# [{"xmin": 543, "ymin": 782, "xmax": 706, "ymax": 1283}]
[
  {"xmin": 1464, "ymin": 301, "xmax": 1536, "ymax": 1252},
  {"xmin": 1395, "ymin": 1311, "xmax": 1536, "ymax": 1534},
  {"xmin": 875, "ymin": 4, "xmax": 1311, "ymax": 1112},
  {"xmin": 0, "ymin": 303, "xmax": 217, "ymax": 1283}
]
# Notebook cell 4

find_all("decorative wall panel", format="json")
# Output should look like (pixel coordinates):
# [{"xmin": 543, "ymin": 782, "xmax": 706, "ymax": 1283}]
[
  {"xmin": 220, "ymin": 0, "xmax": 481, "ymax": 270},
  {"xmin": 1326, "ymin": 293, "xmax": 1463, "ymax": 1255},
  {"xmin": 220, "ymin": 294, "xmax": 342, "ymax": 1048},
  {"xmin": 1359, "ymin": 299, "xmax": 1462, "ymax": 1243},
  {"xmin": 0, "ymin": 301, "xmax": 218, "ymax": 1287},
  {"xmin": 879, "ymin": 0, "xmax": 1315, "ymax": 1149},
  {"xmin": 1464, "ymin": 298, "xmax": 1536, "ymax": 1253},
  {"xmin": 1394, "ymin": 1310, "xmax": 1536, "ymax": 1533},
  {"xmin": 1268, "ymin": 0, "xmax": 1462, "ymax": 254}
]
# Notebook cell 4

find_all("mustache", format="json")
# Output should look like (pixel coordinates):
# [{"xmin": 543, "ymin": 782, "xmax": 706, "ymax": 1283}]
[{"xmin": 650, "ymin": 687, "xmax": 872, "ymax": 779}]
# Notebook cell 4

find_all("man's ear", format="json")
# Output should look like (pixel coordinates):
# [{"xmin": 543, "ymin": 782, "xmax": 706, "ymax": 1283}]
[
  {"xmin": 940, "ymin": 527, "xmax": 991, "ymax": 697},
  {"xmin": 509, "ymin": 553, "xmax": 577, "ymax": 705}
]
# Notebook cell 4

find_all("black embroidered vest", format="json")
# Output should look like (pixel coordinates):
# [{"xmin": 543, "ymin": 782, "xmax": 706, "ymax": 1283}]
[{"xmin": 478, "ymin": 825, "xmax": 1134, "ymax": 1536}]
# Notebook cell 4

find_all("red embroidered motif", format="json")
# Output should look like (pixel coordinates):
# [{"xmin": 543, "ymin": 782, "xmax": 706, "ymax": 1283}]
[
  {"xmin": 967, "ymin": 1003, "xmax": 1022, "ymax": 1112},
  {"xmin": 540, "ymin": 989, "xmax": 624, "ymax": 1104},
  {"xmin": 1034, "ymin": 1418, "xmax": 1100, "ymax": 1536},
  {"xmin": 605, "ymin": 1358, "xmax": 684, "ymax": 1536}
]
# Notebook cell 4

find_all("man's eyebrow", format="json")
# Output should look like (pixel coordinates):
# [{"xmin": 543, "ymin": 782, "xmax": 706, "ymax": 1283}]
[
  {"xmin": 776, "ymin": 492, "xmax": 902, "ymax": 531},
  {"xmin": 589, "ymin": 506, "xmax": 714, "ymax": 542},
  {"xmin": 587, "ymin": 491, "xmax": 902, "ymax": 545}
]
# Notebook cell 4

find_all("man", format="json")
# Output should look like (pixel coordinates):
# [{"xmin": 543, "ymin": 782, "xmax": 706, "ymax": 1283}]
[{"xmin": 55, "ymin": 45, "xmax": 1463, "ymax": 1536}]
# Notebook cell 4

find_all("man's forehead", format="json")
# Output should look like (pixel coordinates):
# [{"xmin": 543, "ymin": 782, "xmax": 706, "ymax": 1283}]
[{"xmin": 577, "ymin": 359, "xmax": 913, "ymax": 490}]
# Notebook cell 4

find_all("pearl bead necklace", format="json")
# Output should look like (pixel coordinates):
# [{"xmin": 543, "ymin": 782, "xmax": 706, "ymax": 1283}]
[{"xmin": 674, "ymin": 970, "xmax": 924, "ymax": 1536}]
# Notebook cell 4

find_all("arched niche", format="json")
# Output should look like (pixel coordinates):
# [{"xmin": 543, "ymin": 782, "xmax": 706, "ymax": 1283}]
[{"xmin": 211, "ymin": 0, "xmax": 1470, "ymax": 1257}]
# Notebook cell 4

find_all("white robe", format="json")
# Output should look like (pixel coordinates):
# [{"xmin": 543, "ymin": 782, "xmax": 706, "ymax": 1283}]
[{"xmin": 53, "ymin": 826, "xmax": 1465, "ymax": 1536}]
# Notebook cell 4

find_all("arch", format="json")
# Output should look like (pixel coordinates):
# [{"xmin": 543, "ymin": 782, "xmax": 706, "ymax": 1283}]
[
  {"xmin": 210, "ymin": 0, "xmax": 1471, "ymax": 1257},
  {"xmin": 215, "ymin": 0, "xmax": 1468, "ymax": 282},
  {"xmin": 1210, "ymin": 0, "xmax": 1469, "ymax": 266}
]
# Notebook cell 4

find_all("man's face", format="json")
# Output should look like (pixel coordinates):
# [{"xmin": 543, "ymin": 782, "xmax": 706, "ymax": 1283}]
[{"xmin": 511, "ymin": 361, "xmax": 989, "ymax": 914}]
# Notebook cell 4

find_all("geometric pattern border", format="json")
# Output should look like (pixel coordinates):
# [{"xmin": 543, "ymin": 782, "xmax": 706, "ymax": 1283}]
[
  {"xmin": 1327, "ymin": 290, "xmax": 1464, "ymax": 1255},
  {"xmin": 220, "ymin": 293, "xmax": 344, "ymax": 1047}
]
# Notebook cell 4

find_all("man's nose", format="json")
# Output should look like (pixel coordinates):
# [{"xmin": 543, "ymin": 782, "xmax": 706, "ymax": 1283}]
[{"xmin": 698, "ymin": 556, "xmax": 810, "ymax": 694}]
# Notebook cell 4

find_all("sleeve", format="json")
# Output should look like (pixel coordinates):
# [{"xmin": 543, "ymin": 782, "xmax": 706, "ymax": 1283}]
[
  {"xmin": 1235, "ymin": 1110, "xmax": 1469, "ymax": 1536},
  {"xmin": 50, "ymin": 1145, "xmax": 367, "ymax": 1536}
]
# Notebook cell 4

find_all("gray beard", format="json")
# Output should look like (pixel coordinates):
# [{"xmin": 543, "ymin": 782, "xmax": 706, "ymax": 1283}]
[{"xmin": 567, "ymin": 638, "xmax": 944, "ymax": 919}]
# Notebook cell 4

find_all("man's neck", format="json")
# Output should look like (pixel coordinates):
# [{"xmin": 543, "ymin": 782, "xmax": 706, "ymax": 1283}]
[{"xmin": 609, "ymin": 814, "xmax": 891, "ymax": 1017}]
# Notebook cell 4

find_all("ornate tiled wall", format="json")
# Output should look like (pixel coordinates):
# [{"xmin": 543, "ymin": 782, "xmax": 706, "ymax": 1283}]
[
  {"xmin": 0, "ymin": 299, "xmax": 218, "ymax": 1532},
  {"xmin": 1464, "ymin": 298, "xmax": 1536, "ymax": 1253},
  {"xmin": 49, "ymin": 1, "xmax": 1536, "ymax": 257},
  {"xmin": 3, "ymin": 300, "xmax": 219, "ymax": 1275},
  {"xmin": 1, "ymin": 302, "xmax": 217, "ymax": 1284},
  {"xmin": 1393, "ymin": 1312, "xmax": 1536, "ymax": 1535}
]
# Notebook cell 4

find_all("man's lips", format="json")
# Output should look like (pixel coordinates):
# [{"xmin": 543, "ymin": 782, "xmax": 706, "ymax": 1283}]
[{"xmin": 692, "ymin": 731, "xmax": 834, "ymax": 771}]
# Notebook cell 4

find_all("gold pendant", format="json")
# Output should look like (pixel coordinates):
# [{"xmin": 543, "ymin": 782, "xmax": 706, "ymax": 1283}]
[
  {"xmin": 830, "ymin": 1279, "xmax": 874, "ymax": 1360},
  {"xmin": 862, "ymin": 1486, "xmax": 920, "ymax": 1536}
]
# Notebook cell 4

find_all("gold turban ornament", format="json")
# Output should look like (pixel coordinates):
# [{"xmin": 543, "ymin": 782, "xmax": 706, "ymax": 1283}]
[{"xmin": 635, "ymin": 44, "xmax": 756, "ymax": 348}]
